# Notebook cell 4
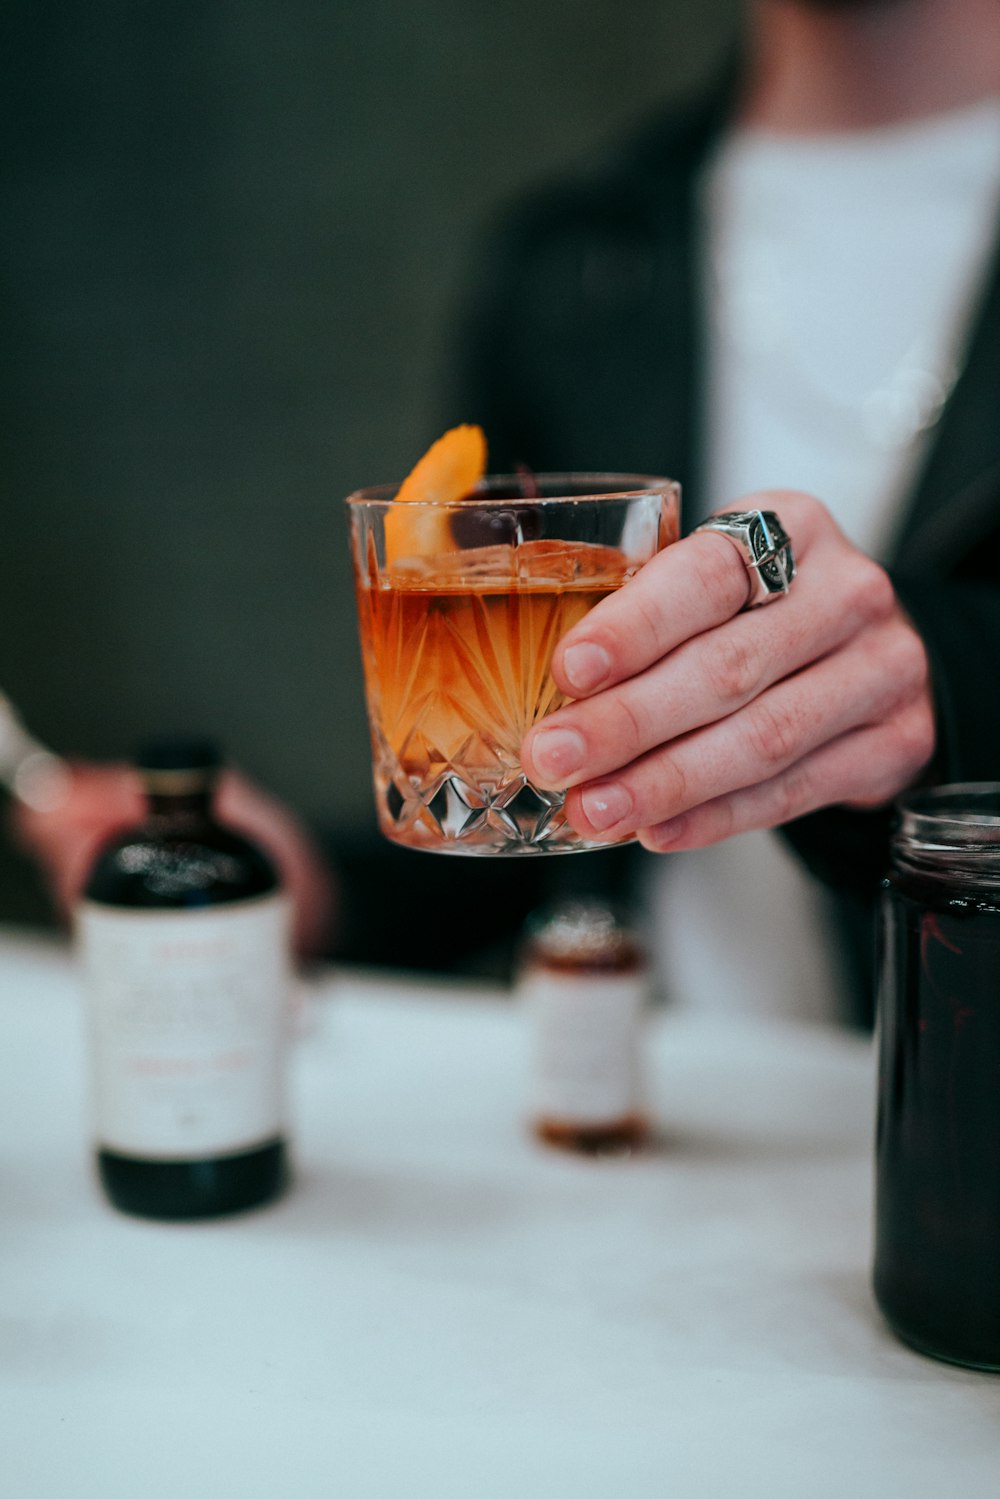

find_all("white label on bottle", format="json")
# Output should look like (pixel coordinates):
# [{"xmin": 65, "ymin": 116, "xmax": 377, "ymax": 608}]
[
  {"xmin": 522, "ymin": 968, "xmax": 645, "ymax": 1125},
  {"xmin": 76, "ymin": 894, "xmax": 291, "ymax": 1159}
]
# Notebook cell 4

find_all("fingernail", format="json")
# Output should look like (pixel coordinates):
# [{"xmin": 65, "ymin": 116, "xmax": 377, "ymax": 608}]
[
  {"xmin": 530, "ymin": 727, "xmax": 585, "ymax": 780},
  {"xmin": 580, "ymin": 782, "xmax": 632, "ymax": 831},
  {"xmin": 562, "ymin": 642, "xmax": 611, "ymax": 694}
]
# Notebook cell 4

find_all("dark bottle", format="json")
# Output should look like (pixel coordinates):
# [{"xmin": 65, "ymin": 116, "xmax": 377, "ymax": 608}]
[
  {"xmin": 519, "ymin": 899, "xmax": 648, "ymax": 1156},
  {"xmin": 874, "ymin": 783, "xmax": 1000, "ymax": 1370},
  {"xmin": 76, "ymin": 737, "xmax": 291, "ymax": 1219}
]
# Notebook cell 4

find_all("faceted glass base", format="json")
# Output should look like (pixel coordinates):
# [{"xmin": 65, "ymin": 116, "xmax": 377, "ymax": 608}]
[{"xmin": 376, "ymin": 764, "xmax": 625, "ymax": 855}]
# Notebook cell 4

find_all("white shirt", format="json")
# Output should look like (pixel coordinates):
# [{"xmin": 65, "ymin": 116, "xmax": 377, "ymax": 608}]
[{"xmin": 649, "ymin": 97, "xmax": 1000, "ymax": 1024}]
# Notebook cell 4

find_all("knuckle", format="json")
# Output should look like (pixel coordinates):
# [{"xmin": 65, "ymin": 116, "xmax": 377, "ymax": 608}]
[
  {"xmin": 890, "ymin": 700, "xmax": 936, "ymax": 775},
  {"xmin": 846, "ymin": 559, "xmax": 895, "ymax": 624},
  {"xmin": 653, "ymin": 752, "xmax": 690, "ymax": 813},
  {"xmin": 858, "ymin": 621, "xmax": 930, "ymax": 716},
  {"xmin": 884, "ymin": 628, "xmax": 930, "ymax": 701},
  {"xmin": 633, "ymin": 590, "xmax": 668, "ymax": 655},
  {"xmin": 611, "ymin": 690, "xmax": 651, "ymax": 758},
  {"xmin": 744, "ymin": 696, "xmax": 802, "ymax": 770},
  {"xmin": 901, "ymin": 628, "xmax": 930, "ymax": 691},
  {"xmin": 707, "ymin": 632, "xmax": 761, "ymax": 705},
  {"xmin": 769, "ymin": 774, "xmax": 804, "ymax": 827},
  {"xmin": 846, "ymin": 710, "xmax": 936, "ymax": 810}
]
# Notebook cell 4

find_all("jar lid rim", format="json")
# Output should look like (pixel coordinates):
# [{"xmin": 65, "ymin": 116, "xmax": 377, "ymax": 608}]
[{"xmin": 896, "ymin": 783, "xmax": 1000, "ymax": 850}]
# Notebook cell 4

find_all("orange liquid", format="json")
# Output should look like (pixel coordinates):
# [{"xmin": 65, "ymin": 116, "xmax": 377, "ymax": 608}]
[{"xmin": 355, "ymin": 540, "xmax": 633, "ymax": 853}]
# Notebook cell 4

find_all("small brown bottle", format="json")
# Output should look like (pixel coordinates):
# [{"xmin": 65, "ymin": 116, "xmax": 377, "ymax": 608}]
[{"xmin": 519, "ymin": 900, "xmax": 648, "ymax": 1155}]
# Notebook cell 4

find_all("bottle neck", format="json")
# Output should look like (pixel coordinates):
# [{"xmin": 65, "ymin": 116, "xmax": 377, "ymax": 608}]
[
  {"xmin": 140, "ymin": 771, "xmax": 218, "ymax": 825},
  {"xmin": 145, "ymin": 790, "xmax": 214, "ymax": 821}
]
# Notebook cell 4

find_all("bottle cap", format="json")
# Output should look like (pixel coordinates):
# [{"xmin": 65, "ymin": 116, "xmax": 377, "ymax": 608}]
[{"xmin": 135, "ymin": 736, "xmax": 222, "ymax": 793}]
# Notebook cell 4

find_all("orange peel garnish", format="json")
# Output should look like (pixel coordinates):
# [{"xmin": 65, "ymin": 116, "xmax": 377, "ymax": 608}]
[
  {"xmin": 396, "ymin": 424, "xmax": 486, "ymax": 505},
  {"xmin": 385, "ymin": 424, "xmax": 487, "ymax": 563}
]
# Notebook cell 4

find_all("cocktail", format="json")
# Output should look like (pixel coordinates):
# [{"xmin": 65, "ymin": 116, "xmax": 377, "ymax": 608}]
[{"xmin": 347, "ymin": 430, "xmax": 679, "ymax": 855}]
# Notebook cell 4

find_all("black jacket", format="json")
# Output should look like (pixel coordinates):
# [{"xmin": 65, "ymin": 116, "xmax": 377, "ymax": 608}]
[{"xmin": 439, "ymin": 77, "xmax": 1000, "ymax": 1024}]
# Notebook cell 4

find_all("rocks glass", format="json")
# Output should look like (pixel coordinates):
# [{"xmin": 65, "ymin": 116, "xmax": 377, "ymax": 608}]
[{"xmin": 347, "ymin": 473, "xmax": 679, "ymax": 856}]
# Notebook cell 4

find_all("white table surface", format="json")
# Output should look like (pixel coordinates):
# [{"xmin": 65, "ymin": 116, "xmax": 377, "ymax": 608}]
[{"xmin": 1, "ymin": 927, "xmax": 997, "ymax": 1497}]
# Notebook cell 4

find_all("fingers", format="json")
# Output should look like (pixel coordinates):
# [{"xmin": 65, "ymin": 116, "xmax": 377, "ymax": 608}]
[
  {"xmin": 519, "ymin": 487, "xmax": 935, "ymax": 847},
  {"xmin": 524, "ymin": 529, "xmax": 894, "ymax": 792},
  {"xmin": 549, "ymin": 490, "xmax": 827, "ymax": 698},
  {"xmin": 542, "ymin": 577, "xmax": 893, "ymax": 792},
  {"xmin": 637, "ymin": 695, "xmax": 936, "ymax": 853},
  {"xmin": 560, "ymin": 613, "xmax": 930, "ymax": 841},
  {"xmin": 9, "ymin": 762, "xmax": 144, "ymax": 912}
]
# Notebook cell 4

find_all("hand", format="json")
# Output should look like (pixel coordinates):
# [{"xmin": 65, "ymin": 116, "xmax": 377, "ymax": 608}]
[
  {"xmin": 521, "ymin": 491, "xmax": 936, "ymax": 852},
  {"xmin": 9, "ymin": 762, "xmax": 141, "ymax": 924},
  {"xmin": 9, "ymin": 762, "xmax": 337, "ymax": 960}
]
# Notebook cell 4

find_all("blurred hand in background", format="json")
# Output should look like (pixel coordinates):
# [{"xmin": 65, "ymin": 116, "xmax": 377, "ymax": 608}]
[{"xmin": 9, "ymin": 762, "xmax": 337, "ymax": 962}]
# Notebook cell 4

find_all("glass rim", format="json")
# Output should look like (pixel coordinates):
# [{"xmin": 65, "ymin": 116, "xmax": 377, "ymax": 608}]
[
  {"xmin": 345, "ymin": 472, "xmax": 680, "ymax": 508},
  {"xmin": 895, "ymin": 782, "xmax": 1000, "ymax": 850}
]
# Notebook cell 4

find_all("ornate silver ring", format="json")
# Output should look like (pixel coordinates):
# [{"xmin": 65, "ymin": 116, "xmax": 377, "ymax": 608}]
[{"xmin": 692, "ymin": 509, "xmax": 796, "ymax": 607}]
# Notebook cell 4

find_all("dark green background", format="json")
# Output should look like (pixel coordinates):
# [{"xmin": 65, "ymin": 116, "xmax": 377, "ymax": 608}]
[{"xmin": 0, "ymin": 1, "xmax": 736, "ymax": 925}]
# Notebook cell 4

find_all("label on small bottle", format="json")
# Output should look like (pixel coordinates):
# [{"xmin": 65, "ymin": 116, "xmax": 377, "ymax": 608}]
[
  {"xmin": 522, "ymin": 968, "xmax": 644, "ymax": 1126},
  {"xmin": 76, "ymin": 894, "xmax": 291, "ymax": 1158}
]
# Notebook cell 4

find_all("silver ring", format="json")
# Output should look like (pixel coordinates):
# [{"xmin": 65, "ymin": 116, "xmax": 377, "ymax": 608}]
[{"xmin": 692, "ymin": 509, "xmax": 795, "ymax": 606}]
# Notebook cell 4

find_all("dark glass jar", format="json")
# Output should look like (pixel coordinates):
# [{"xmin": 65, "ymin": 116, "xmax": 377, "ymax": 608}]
[
  {"xmin": 874, "ymin": 783, "xmax": 1000, "ymax": 1370},
  {"xmin": 77, "ymin": 737, "xmax": 291, "ymax": 1219}
]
